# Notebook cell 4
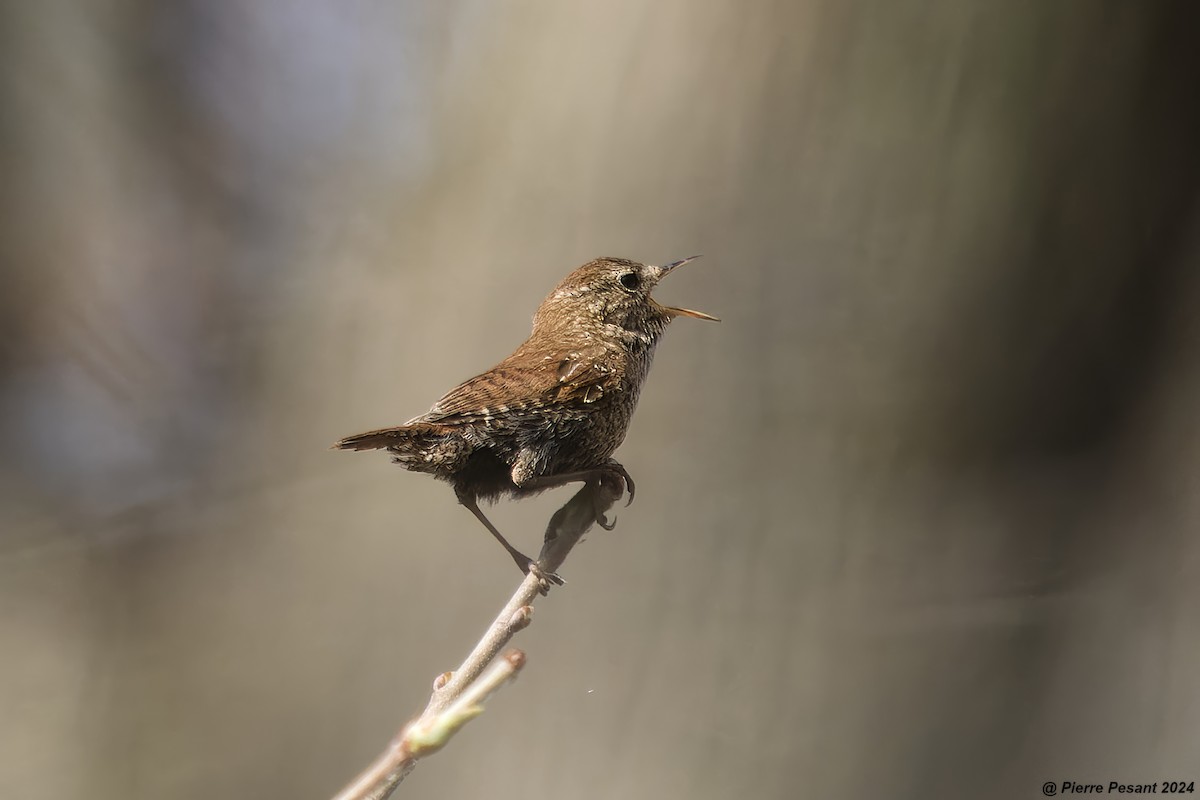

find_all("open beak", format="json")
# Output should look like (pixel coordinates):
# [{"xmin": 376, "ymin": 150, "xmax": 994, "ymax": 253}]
[{"xmin": 656, "ymin": 255, "xmax": 721, "ymax": 322}]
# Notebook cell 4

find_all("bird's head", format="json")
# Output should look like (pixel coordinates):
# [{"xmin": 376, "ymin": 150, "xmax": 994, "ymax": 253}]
[{"xmin": 533, "ymin": 256, "xmax": 718, "ymax": 341}]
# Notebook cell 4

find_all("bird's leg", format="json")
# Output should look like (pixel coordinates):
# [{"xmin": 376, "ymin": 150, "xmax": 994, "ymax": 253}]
[
  {"xmin": 517, "ymin": 459, "xmax": 636, "ymax": 529},
  {"xmin": 457, "ymin": 490, "xmax": 563, "ymax": 591}
]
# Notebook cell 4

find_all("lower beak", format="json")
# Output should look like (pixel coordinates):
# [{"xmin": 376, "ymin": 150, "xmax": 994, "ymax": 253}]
[{"xmin": 662, "ymin": 304, "xmax": 721, "ymax": 321}]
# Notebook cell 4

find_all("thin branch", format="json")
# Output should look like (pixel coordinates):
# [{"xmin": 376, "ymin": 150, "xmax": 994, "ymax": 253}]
[
  {"xmin": 331, "ymin": 650, "xmax": 526, "ymax": 800},
  {"xmin": 331, "ymin": 476, "xmax": 624, "ymax": 800}
]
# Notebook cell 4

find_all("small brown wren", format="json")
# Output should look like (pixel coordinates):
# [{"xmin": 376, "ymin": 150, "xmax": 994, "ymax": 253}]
[{"xmin": 334, "ymin": 256, "xmax": 718, "ymax": 585}]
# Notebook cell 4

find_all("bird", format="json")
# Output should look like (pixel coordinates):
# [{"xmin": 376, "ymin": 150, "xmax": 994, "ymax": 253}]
[{"xmin": 334, "ymin": 256, "xmax": 718, "ymax": 586}]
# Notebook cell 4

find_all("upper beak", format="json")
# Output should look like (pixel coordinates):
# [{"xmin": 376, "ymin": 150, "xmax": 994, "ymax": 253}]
[
  {"xmin": 661, "ymin": 255, "xmax": 703, "ymax": 274},
  {"xmin": 656, "ymin": 255, "xmax": 720, "ymax": 321}
]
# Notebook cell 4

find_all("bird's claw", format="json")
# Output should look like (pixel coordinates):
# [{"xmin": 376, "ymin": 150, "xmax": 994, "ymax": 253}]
[
  {"xmin": 598, "ymin": 462, "xmax": 636, "ymax": 507},
  {"xmin": 617, "ymin": 465, "xmax": 636, "ymax": 507}
]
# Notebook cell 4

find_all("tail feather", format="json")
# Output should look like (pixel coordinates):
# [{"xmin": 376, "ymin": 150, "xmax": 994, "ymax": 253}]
[
  {"xmin": 333, "ymin": 422, "xmax": 468, "ymax": 474},
  {"xmin": 332, "ymin": 426, "xmax": 414, "ymax": 451}
]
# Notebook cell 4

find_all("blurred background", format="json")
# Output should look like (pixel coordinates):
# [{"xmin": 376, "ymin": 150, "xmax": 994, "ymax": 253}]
[{"xmin": 3, "ymin": 1, "xmax": 1199, "ymax": 798}]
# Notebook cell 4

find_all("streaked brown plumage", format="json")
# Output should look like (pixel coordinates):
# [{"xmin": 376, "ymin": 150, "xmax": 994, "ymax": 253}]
[{"xmin": 334, "ymin": 256, "xmax": 717, "ymax": 585}]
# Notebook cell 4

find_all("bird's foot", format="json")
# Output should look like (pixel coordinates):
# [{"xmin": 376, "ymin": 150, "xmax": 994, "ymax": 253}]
[
  {"xmin": 523, "ymin": 558, "xmax": 564, "ymax": 595},
  {"xmin": 598, "ymin": 461, "xmax": 636, "ymax": 507},
  {"xmin": 589, "ymin": 461, "xmax": 635, "ymax": 529}
]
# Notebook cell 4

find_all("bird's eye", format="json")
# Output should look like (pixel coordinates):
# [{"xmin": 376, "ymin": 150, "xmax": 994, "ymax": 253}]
[{"xmin": 619, "ymin": 272, "xmax": 641, "ymax": 291}]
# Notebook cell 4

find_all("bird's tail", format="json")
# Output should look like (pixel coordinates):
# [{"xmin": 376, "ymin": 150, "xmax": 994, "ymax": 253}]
[
  {"xmin": 332, "ymin": 425, "xmax": 418, "ymax": 451},
  {"xmin": 332, "ymin": 421, "xmax": 468, "ymax": 473}
]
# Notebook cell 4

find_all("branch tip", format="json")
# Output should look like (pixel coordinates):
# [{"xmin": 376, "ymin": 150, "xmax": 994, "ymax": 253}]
[{"xmin": 503, "ymin": 648, "xmax": 527, "ymax": 670}]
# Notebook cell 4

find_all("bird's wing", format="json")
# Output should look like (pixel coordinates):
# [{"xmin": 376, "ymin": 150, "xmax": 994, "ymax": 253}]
[{"xmin": 420, "ymin": 346, "xmax": 613, "ymax": 425}]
